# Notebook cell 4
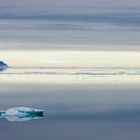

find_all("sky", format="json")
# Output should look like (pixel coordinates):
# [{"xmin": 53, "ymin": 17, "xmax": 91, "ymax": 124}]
[
  {"xmin": 0, "ymin": 0, "xmax": 140, "ymax": 8},
  {"xmin": 1, "ymin": 50, "xmax": 140, "ymax": 68},
  {"xmin": 0, "ymin": 9, "xmax": 140, "ymax": 50},
  {"xmin": 0, "ymin": 0, "xmax": 140, "ymax": 67},
  {"xmin": 0, "ymin": 0, "xmax": 140, "ymax": 51}
]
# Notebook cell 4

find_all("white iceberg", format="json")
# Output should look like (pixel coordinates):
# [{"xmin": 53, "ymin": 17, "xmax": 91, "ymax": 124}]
[
  {"xmin": 0, "ymin": 61, "xmax": 8, "ymax": 71},
  {"xmin": 0, "ymin": 107, "xmax": 44, "ymax": 122}
]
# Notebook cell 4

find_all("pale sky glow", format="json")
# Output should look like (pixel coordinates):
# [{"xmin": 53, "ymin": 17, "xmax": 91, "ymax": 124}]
[{"xmin": 1, "ymin": 50, "xmax": 140, "ymax": 68}]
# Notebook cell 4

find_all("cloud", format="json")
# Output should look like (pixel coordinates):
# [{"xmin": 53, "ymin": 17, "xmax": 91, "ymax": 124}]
[{"xmin": 1, "ymin": 0, "xmax": 140, "ymax": 8}]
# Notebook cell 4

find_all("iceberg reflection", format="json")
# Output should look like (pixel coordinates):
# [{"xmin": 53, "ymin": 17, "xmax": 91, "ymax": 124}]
[{"xmin": 0, "ymin": 107, "xmax": 44, "ymax": 122}]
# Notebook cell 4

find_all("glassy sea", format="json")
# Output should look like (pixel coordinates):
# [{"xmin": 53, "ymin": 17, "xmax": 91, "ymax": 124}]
[{"xmin": 1, "ymin": 67, "xmax": 140, "ymax": 140}]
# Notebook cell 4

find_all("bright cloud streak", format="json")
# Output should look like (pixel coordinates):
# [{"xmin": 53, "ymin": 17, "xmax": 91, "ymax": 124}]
[{"xmin": 0, "ymin": 50, "xmax": 140, "ymax": 68}]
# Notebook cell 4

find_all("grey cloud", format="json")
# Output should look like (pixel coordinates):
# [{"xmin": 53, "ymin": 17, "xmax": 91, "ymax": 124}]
[
  {"xmin": 0, "ymin": 6, "xmax": 140, "ymax": 50},
  {"xmin": 0, "ymin": 8, "xmax": 140, "ymax": 28},
  {"xmin": 1, "ymin": 0, "xmax": 140, "ymax": 8}
]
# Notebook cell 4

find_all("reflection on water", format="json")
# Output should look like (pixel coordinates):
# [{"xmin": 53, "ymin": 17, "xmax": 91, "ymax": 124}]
[{"xmin": 2, "ymin": 114, "xmax": 44, "ymax": 122}]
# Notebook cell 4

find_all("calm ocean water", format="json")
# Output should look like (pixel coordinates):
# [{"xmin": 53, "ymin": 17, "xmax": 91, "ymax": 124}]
[
  {"xmin": 0, "ymin": 84, "xmax": 140, "ymax": 140},
  {"xmin": 0, "ymin": 68, "xmax": 140, "ymax": 139}
]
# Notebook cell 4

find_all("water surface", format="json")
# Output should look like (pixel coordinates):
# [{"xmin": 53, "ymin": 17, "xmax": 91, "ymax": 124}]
[{"xmin": 1, "ymin": 84, "xmax": 140, "ymax": 140}]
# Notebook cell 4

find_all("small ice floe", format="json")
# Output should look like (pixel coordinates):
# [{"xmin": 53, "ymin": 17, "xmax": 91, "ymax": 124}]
[
  {"xmin": 0, "ymin": 61, "xmax": 8, "ymax": 71},
  {"xmin": 0, "ymin": 107, "xmax": 44, "ymax": 122}
]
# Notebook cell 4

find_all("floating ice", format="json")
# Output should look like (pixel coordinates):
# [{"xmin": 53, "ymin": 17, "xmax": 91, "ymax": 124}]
[
  {"xmin": 0, "ymin": 61, "xmax": 8, "ymax": 71},
  {"xmin": 0, "ymin": 107, "xmax": 44, "ymax": 122}
]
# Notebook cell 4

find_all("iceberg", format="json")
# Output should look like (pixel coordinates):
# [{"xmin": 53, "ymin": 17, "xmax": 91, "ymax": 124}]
[
  {"xmin": 0, "ymin": 107, "xmax": 44, "ymax": 122},
  {"xmin": 0, "ymin": 61, "xmax": 8, "ymax": 71}
]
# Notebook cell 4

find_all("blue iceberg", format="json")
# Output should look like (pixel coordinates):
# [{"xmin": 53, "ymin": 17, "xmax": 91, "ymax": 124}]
[
  {"xmin": 0, "ymin": 107, "xmax": 44, "ymax": 122},
  {"xmin": 0, "ymin": 61, "xmax": 8, "ymax": 71}
]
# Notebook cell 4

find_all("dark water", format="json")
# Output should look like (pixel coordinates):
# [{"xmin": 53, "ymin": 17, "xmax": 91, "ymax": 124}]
[{"xmin": 0, "ymin": 84, "xmax": 140, "ymax": 139}]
